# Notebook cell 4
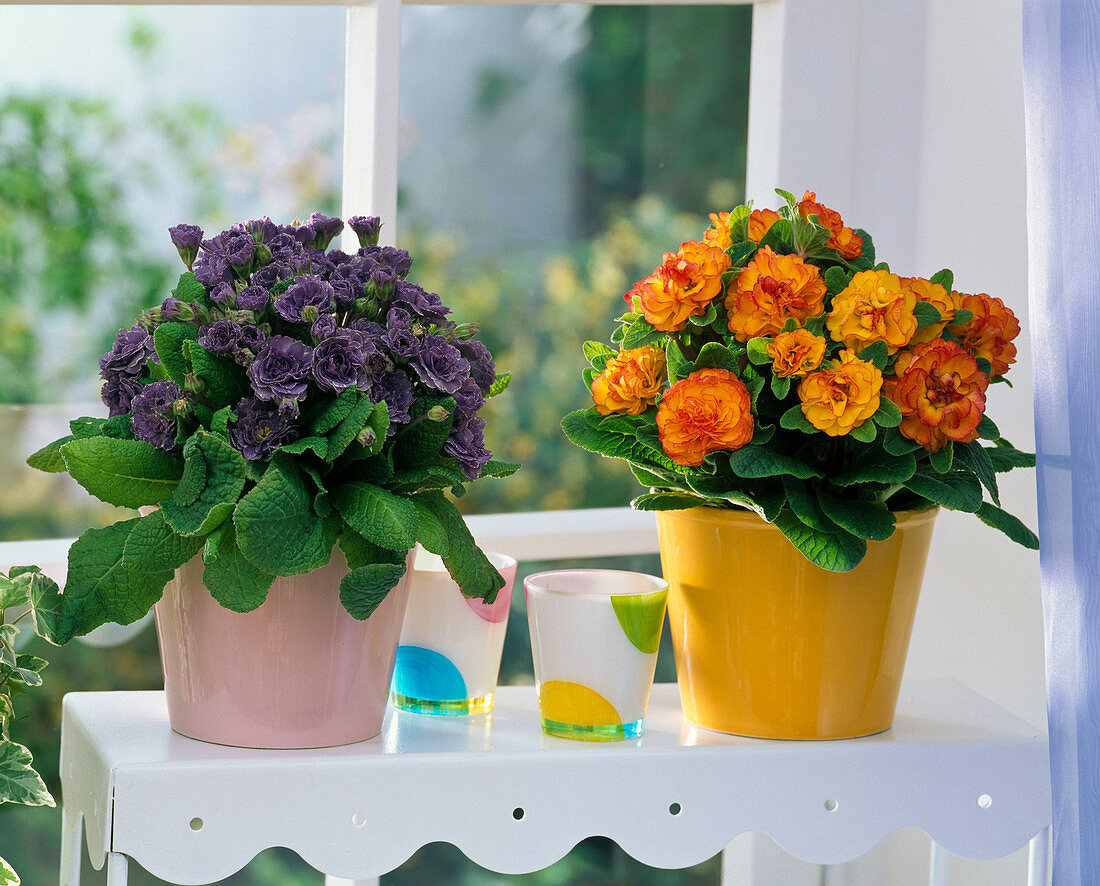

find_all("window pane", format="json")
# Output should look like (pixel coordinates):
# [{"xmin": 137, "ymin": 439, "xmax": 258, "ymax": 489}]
[
  {"xmin": 398, "ymin": 4, "xmax": 752, "ymax": 517},
  {"xmin": 0, "ymin": 5, "xmax": 344, "ymax": 541}
]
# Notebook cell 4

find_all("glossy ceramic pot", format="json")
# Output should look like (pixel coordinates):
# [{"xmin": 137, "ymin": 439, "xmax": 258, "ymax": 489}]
[
  {"xmin": 656, "ymin": 506, "xmax": 937, "ymax": 739},
  {"xmin": 154, "ymin": 548, "xmax": 412, "ymax": 748}
]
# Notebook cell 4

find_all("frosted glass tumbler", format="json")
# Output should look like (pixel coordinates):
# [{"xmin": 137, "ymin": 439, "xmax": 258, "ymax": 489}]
[
  {"xmin": 525, "ymin": 569, "xmax": 668, "ymax": 741},
  {"xmin": 390, "ymin": 549, "xmax": 517, "ymax": 715}
]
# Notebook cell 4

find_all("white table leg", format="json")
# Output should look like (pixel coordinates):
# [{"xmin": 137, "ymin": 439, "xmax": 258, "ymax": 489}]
[
  {"xmin": 720, "ymin": 832, "xmax": 757, "ymax": 885},
  {"xmin": 324, "ymin": 877, "xmax": 379, "ymax": 886},
  {"xmin": 59, "ymin": 811, "xmax": 82, "ymax": 886},
  {"xmin": 928, "ymin": 841, "xmax": 950, "ymax": 886},
  {"xmin": 1027, "ymin": 827, "xmax": 1051, "ymax": 886},
  {"xmin": 106, "ymin": 853, "xmax": 128, "ymax": 886}
]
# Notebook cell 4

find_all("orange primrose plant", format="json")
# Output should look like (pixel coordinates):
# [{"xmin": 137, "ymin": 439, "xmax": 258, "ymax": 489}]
[{"xmin": 562, "ymin": 189, "xmax": 1038, "ymax": 571}]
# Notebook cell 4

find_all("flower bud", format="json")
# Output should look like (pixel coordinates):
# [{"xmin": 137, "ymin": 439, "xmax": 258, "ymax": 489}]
[
  {"xmin": 348, "ymin": 215, "xmax": 382, "ymax": 248},
  {"xmin": 277, "ymin": 398, "xmax": 300, "ymax": 419},
  {"xmin": 356, "ymin": 427, "xmax": 377, "ymax": 448},
  {"xmin": 450, "ymin": 322, "xmax": 480, "ymax": 341},
  {"xmin": 172, "ymin": 397, "xmax": 193, "ymax": 417},
  {"xmin": 184, "ymin": 372, "xmax": 206, "ymax": 395},
  {"xmin": 301, "ymin": 305, "xmax": 320, "ymax": 323},
  {"xmin": 426, "ymin": 404, "xmax": 451, "ymax": 422}
]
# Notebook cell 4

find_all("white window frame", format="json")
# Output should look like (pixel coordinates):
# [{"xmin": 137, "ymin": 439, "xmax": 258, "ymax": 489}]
[{"xmin": 0, "ymin": 3, "xmax": 1041, "ymax": 883}]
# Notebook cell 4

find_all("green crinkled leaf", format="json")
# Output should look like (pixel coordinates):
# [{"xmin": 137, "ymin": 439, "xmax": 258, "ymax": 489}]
[
  {"xmin": 277, "ymin": 436, "xmax": 330, "ymax": 459},
  {"xmin": 61, "ymin": 437, "xmax": 183, "ymax": 508},
  {"xmin": 860, "ymin": 341, "xmax": 890, "ymax": 371},
  {"xmin": 479, "ymin": 460, "xmax": 521, "ymax": 479},
  {"xmin": 929, "ymin": 441, "xmax": 954, "ymax": 473},
  {"xmin": 413, "ymin": 491, "xmax": 504, "ymax": 603},
  {"xmin": 757, "ymin": 218, "xmax": 794, "ymax": 253},
  {"xmin": 412, "ymin": 497, "xmax": 451, "ymax": 557},
  {"xmin": 172, "ymin": 271, "xmax": 205, "ymax": 303},
  {"xmin": 121, "ymin": 510, "xmax": 204, "ymax": 575},
  {"xmin": 752, "ymin": 423, "xmax": 776, "ymax": 446},
  {"xmin": 685, "ymin": 476, "xmax": 785, "ymax": 523},
  {"xmin": 69, "ymin": 417, "xmax": 106, "ymax": 439},
  {"xmin": 359, "ymin": 401, "xmax": 389, "ymax": 458},
  {"xmin": 154, "ymin": 322, "xmax": 199, "ymax": 386},
  {"xmin": 977, "ymin": 414, "xmax": 1001, "ymax": 440},
  {"xmin": 233, "ymin": 456, "xmax": 331, "ymax": 576},
  {"xmin": 0, "ymin": 741, "xmax": 54, "ymax": 808},
  {"xmin": 488, "ymin": 371, "xmax": 512, "ymax": 397},
  {"xmin": 161, "ymin": 432, "xmax": 246, "ymax": 537},
  {"xmin": 816, "ymin": 487, "xmax": 896, "ymax": 541},
  {"xmin": 955, "ymin": 441, "xmax": 1000, "ymax": 506},
  {"xmin": 630, "ymin": 463, "xmax": 676, "ymax": 488},
  {"xmin": 824, "ymin": 266, "xmax": 851, "ymax": 296},
  {"xmin": 746, "ymin": 337, "xmax": 772, "ymax": 366},
  {"xmin": 183, "ymin": 340, "xmax": 247, "ymax": 411},
  {"xmin": 630, "ymin": 492, "xmax": 703, "ymax": 511},
  {"xmin": 872, "ymin": 397, "xmax": 903, "ymax": 428},
  {"xmin": 727, "ymin": 445, "xmax": 821, "ymax": 480},
  {"xmin": 173, "ymin": 444, "xmax": 207, "ymax": 507},
  {"xmin": 882, "ymin": 426, "xmax": 924, "ymax": 456},
  {"xmin": 340, "ymin": 563, "xmax": 408, "ymax": 620},
  {"xmin": 774, "ymin": 509, "xmax": 867, "ymax": 572},
  {"xmin": 621, "ymin": 316, "xmax": 664, "ymax": 349},
  {"xmin": 590, "ymin": 411, "xmax": 641, "ymax": 434},
  {"xmin": 307, "ymin": 388, "xmax": 359, "ymax": 435},
  {"xmin": 584, "ymin": 340, "xmax": 616, "ymax": 363},
  {"xmin": 913, "ymin": 301, "xmax": 943, "ymax": 330},
  {"xmin": 561, "ymin": 410, "xmax": 679, "ymax": 473},
  {"xmin": 694, "ymin": 342, "xmax": 740, "ymax": 373},
  {"xmin": 337, "ymin": 527, "xmax": 404, "ymax": 569},
  {"xmin": 102, "ymin": 414, "xmax": 135, "ymax": 439},
  {"xmin": 904, "ymin": 470, "xmax": 983, "ymax": 513},
  {"xmin": 210, "ymin": 406, "xmax": 233, "ymax": 439},
  {"xmin": 780, "ymin": 404, "xmax": 818, "ymax": 434},
  {"xmin": 833, "ymin": 448, "xmax": 917, "ymax": 486},
  {"xmin": 665, "ymin": 339, "xmax": 692, "ymax": 380},
  {"xmin": 688, "ymin": 301, "xmax": 718, "ymax": 327},
  {"xmin": 987, "ymin": 445, "xmax": 1035, "ymax": 472},
  {"xmin": 781, "ymin": 477, "xmax": 835, "ymax": 532},
  {"xmin": 390, "ymin": 462, "xmax": 466, "ymax": 493},
  {"xmin": 928, "ymin": 268, "xmax": 954, "ymax": 294},
  {"xmin": 345, "ymin": 453, "xmax": 395, "ymax": 487},
  {"xmin": 201, "ymin": 523, "xmax": 275, "ymax": 613},
  {"xmin": 392, "ymin": 396, "xmax": 453, "ymax": 467},
  {"xmin": 26, "ymin": 435, "xmax": 76, "ymax": 473},
  {"xmin": 331, "ymin": 482, "xmax": 417, "ymax": 551},
  {"xmin": 770, "ymin": 374, "xmax": 791, "ymax": 400},
  {"xmin": 59, "ymin": 519, "xmax": 174, "ymax": 642},
  {"xmin": 975, "ymin": 502, "xmax": 1039, "ymax": 549},
  {"xmin": 849, "ymin": 420, "xmax": 878, "ymax": 443}
]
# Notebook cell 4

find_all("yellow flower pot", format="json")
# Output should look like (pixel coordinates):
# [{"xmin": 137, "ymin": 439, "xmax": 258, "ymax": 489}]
[{"xmin": 656, "ymin": 505, "xmax": 937, "ymax": 739}]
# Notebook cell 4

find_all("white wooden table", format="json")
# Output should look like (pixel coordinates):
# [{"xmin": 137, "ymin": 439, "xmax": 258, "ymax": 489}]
[{"xmin": 59, "ymin": 680, "xmax": 1051, "ymax": 886}]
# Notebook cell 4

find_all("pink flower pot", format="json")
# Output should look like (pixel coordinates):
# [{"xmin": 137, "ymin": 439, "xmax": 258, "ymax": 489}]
[{"xmin": 153, "ymin": 549, "xmax": 411, "ymax": 749}]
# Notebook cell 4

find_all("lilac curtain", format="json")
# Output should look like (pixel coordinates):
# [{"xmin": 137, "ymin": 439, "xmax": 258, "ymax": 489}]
[{"xmin": 1022, "ymin": 1, "xmax": 1100, "ymax": 881}]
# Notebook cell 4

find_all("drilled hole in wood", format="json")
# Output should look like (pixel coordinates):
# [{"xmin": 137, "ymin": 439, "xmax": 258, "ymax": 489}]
[
  {"xmin": 189, "ymin": 818, "xmax": 203, "ymax": 831},
  {"xmin": 824, "ymin": 798, "xmax": 839, "ymax": 812},
  {"xmin": 978, "ymin": 794, "xmax": 993, "ymax": 809},
  {"xmin": 669, "ymin": 802, "xmax": 682, "ymax": 816},
  {"xmin": 512, "ymin": 807, "xmax": 525, "ymax": 821},
  {"xmin": 352, "ymin": 812, "xmax": 366, "ymax": 827}
]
